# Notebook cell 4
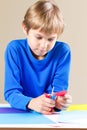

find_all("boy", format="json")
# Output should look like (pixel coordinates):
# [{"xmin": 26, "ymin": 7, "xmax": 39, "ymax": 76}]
[{"xmin": 4, "ymin": 0, "xmax": 72, "ymax": 115}]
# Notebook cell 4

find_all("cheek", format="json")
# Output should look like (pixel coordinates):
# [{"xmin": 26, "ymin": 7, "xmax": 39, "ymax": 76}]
[
  {"xmin": 48, "ymin": 42, "xmax": 55, "ymax": 50},
  {"xmin": 28, "ymin": 37, "xmax": 36, "ymax": 48}
]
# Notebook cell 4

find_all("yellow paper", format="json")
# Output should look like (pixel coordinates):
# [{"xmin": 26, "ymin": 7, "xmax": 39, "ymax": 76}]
[{"xmin": 67, "ymin": 104, "xmax": 87, "ymax": 111}]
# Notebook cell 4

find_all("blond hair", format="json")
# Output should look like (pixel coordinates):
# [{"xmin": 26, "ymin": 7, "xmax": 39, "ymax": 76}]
[{"xmin": 23, "ymin": 0, "xmax": 64, "ymax": 36}]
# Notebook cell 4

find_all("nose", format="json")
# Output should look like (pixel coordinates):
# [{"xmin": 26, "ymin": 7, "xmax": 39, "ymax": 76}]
[{"xmin": 40, "ymin": 39, "xmax": 48, "ymax": 49}]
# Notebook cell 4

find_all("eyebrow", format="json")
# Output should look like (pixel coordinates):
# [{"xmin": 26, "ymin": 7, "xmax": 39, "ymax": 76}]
[
  {"xmin": 35, "ymin": 33, "xmax": 56, "ymax": 39},
  {"xmin": 35, "ymin": 34, "xmax": 42, "ymax": 37}
]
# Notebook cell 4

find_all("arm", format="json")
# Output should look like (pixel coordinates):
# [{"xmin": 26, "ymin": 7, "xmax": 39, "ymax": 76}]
[
  {"xmin": 53, "ymin": 47, "xmax": 71, "ymax": 92},
  {"xmin": 4, "ymin": 42, "xmax": 55, "ymax": 114},
  {"xmin": 46, "ymin": 43, "xmax": 71, "ymax": 93},
  {"xmin": 4, "ymin": 43, "xmax": 32, "ymax": 110},
  {"xmin": 52, "ymin": 45, "xmax": 72, "ymax": 110},
  {"xmin": 46, "ymin": 43, "xmax": 72, "ymax": 110}
]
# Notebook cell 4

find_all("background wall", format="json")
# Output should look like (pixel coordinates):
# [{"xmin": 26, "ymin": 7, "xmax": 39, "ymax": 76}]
[{"xmin": 0, "ymin": 0, "xmax": 87, "ymax": 104}]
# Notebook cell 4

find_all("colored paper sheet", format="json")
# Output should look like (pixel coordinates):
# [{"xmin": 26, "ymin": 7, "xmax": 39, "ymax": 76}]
[
  {"xmin": 67, "ymin": 104, "xmax": 87, "ymax": 111},
  {"xmin": 45, "ymin": 110, "xmax": 87, "ymax": 126},
  {"xmin": 0, "ymin": 107, "xmax": 55, "ymax": 124},
  {"xmin": 0, "ymin": 107, "xmax": 27, "ymax": 113}
]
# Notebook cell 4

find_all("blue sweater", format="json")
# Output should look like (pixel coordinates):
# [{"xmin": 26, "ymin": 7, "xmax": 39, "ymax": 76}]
[{"xmin": 4, "ymin": 38, "xmax": 71, "ymax": 110}]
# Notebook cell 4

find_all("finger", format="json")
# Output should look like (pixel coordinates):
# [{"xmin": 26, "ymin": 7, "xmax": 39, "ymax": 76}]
[
  {"xmin": 66, "ymin": 99, "xmax": 72, "ymax": 104},
  {"xmin": 60, "ymin": 101, "xmax": 72, "ymax": 110},
  {"xmin": 60, "ymin": 103, "xmax": 70, "ymax": 108},
  {"xmin": 64, "ymin": 94, "xmax": 72, "ymax": 100},
  {"xmin": 45, "ymin": 102, "xmax": 55, "ymax": 108},
  {"xmin": 42, "ymin": 110, "xmax": 53, "ymax": 115},
  {"xmin": 42, "ymin": 106, "xmax": 52, "ymax": 112},
  {"xmin": 44, "ymin": 98, "xmax": 55, "ymax": 107},
  {"xmin": 41, "ymin": 107, "xmax": 54, "ymax": 115}
]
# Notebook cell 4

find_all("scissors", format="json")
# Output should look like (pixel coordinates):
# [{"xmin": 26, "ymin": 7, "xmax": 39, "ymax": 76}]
[{"xmin": 45, "ymin": 87, "xmax": 67, "ymax": 100}]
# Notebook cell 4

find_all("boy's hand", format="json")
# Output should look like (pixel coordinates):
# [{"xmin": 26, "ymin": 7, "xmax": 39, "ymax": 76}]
[
  {"xmin": 27, "ymin": 94, "xmax": 55, "ymax": 115},
  {"xmin": 55, "ymin": 94, "xmax": 72, "ymax": 110}
]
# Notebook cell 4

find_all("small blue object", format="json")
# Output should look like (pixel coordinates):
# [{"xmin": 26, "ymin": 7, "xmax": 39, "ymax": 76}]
[{"xmin": 51, "ymin": 95, "xmax": 56, "ymax": 100}]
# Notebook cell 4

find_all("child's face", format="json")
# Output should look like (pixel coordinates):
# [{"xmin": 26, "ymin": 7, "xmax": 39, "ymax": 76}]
[{"xmin": 27, "ymin": 28, "xmax": 57, "ymax": 59}]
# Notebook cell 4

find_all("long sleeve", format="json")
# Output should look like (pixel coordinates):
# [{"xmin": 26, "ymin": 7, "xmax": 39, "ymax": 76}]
[
  {"xmin": 46, "ymin": 42, "xmax": 71, "ymax": 93},
  {"xmin": 52, "ymin": 48, "xmax": 71, "ymax": 91},
  {"xmin": 4, "ymin": 43, "xmax": 32, "ymax": 110}
]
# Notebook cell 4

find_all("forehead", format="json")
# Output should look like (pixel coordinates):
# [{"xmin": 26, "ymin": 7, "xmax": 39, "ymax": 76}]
[{"xmin": 29, "ymin": 28, "xmax": 57, "ymax": 37}]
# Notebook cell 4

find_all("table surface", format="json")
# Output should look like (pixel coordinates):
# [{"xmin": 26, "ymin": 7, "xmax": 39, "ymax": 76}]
[{"xmin": 0, "ymin": 104, "xmax": 87, "ymax": 129}]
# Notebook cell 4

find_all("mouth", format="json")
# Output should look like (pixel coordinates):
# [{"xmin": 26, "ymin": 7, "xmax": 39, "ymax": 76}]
[
  {"xmin": 31, "ymin": 48, "xmax": 48, "ymax": 57},
  {"xmin": 39, "ymin": 49, "xmax": 46, "ymax": 52}
]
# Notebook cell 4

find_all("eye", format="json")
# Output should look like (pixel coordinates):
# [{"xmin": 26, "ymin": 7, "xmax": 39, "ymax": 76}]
[
  {"xmin": 36, "ymin": 36, "xmax": 42, "ymax": 40},
  {"xmin": 48, "ymin": 38, "xmax": 54, "ymax": 42}
]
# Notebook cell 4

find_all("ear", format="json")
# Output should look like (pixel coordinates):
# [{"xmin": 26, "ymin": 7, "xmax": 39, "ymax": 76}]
[{"xmin": 21, "ymin": 22, "xmax": 28, "ymax": 35}]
